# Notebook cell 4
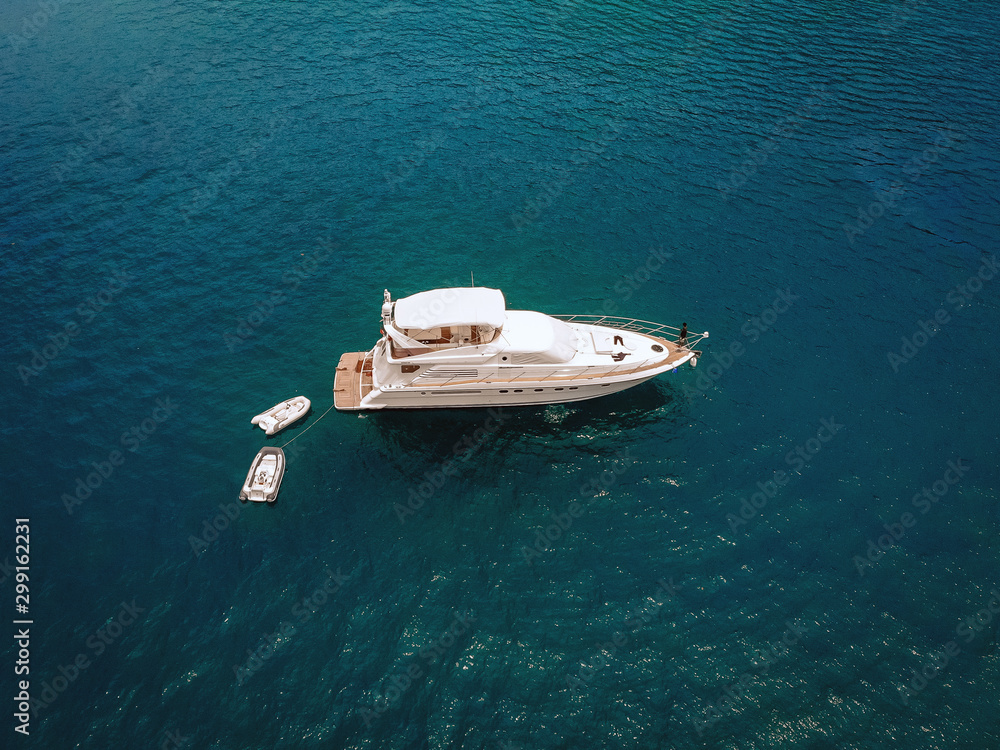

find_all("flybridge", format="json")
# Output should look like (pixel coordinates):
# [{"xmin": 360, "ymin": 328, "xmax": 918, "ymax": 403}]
[
  {"xmin": 382, "ymin": 288, "xmax": 505, "ymax": 355},
  {"xmin": 389, "ymin": 287, "xmax": 506, "ymax": 330}
]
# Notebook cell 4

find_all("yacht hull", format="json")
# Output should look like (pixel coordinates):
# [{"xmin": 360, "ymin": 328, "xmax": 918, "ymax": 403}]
[
  {"xmin": 359, "ymin": 375, "xmax": 659, "ymax": 409},
  {"xmin": 333, "ymin": 351, "xmax": 688, "ymax": 411},
  {"xmin": 332, "ymin": 290, "xmax": 707, "ymax": 412}
]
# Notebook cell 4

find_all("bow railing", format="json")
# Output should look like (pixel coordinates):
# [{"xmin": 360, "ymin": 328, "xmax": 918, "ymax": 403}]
[{"xmin": 552, "ymin": 314, "xmax": 708, "ymax": 348}]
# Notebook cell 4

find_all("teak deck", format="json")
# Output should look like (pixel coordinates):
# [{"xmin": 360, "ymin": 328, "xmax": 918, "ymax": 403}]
[{"xmin": 333, "ymin": 351, "xmax": 373, "ymax": 410}]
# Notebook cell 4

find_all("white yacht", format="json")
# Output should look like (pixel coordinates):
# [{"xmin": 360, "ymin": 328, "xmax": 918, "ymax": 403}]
[{"xmin": 333, "ymin": 287, "xmax": 707, "ymax": 411}]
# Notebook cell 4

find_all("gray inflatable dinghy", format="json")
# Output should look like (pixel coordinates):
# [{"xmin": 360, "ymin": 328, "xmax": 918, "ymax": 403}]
[{"xmin": 240, "ymin": 446, "xmax": 285, "ymax": 504}]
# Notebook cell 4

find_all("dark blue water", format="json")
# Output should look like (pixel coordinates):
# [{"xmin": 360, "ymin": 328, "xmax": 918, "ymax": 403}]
[{"xmin": 3, "ymin": 0, "xmax": 999, "ymax": 747}]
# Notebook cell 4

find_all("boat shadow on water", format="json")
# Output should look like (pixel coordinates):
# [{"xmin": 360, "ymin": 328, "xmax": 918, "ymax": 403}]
[{"xmin": 363, "ymin": 379, "xmax": 691, "ymax": 459}]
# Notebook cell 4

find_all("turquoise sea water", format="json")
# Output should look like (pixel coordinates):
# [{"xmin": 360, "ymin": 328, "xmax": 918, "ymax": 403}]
[{"xmin": 2, "ymin": 0, "xmax": 999, "ymax": 747}]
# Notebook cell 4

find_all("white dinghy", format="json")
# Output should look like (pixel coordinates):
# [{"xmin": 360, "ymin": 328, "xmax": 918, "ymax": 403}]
[
  {"xmin": 240, "ymin": 447, "xmax": 286, "ymax": 504},
  {"xmin": 251, "ymin": 396, "xmax": 311, "ymax": 435}
]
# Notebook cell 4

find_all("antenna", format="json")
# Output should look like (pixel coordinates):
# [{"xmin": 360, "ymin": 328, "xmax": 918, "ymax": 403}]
[{"xmin": 471, "ymin": 271, "xmax": 475, "ymax": 287}]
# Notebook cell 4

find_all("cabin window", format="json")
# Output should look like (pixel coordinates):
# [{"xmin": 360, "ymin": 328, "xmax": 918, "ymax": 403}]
[{"xmin": 401, "ymin": 364, "xmax": 420, "ymax": 373}]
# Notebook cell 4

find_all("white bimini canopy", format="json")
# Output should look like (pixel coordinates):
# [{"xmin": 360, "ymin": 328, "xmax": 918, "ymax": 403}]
[{"xmin": 393, "ymin": 287, "xmax": 506, "ymax": 330}]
